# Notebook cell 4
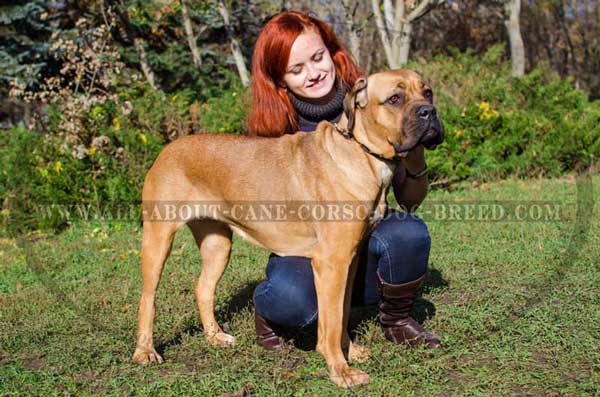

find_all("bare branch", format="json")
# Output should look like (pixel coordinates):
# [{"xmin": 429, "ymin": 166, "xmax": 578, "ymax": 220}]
[
  {"xmin": 217, "ymin": 1, "xmax": 250, "ymax": 86},
  {"xmin": 407, "ymin": 0, "xmax": 443, "ymax": 22},
  {"xmin": 181, "ymin": 0, "xmax": 202, "ymax": 68}
]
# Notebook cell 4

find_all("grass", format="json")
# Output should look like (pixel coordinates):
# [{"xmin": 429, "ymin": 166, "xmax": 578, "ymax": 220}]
[{"xmin": 1, "ymin": 174, "xmax": 599, "ymax": 396}]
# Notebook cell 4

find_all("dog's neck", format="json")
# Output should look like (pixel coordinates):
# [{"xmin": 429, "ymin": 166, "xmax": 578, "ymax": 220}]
[{"xmin": 315, "ymin": 117, "xmax": 398, "ymax": 193}]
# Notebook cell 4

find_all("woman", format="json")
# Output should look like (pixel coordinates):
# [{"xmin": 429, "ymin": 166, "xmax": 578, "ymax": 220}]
[{"xmin": 246, "ymin": 11, "xmax": 439, "ymax": 349}]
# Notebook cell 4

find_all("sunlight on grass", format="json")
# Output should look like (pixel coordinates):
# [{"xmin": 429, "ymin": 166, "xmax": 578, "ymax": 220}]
[{"xmin": 1, "ymin": 175, "xmax": 598, "ymax": 395}]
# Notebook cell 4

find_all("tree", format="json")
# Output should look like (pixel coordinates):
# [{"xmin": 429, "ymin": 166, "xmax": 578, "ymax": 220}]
[
  {"xmin": 521, "ymin": 0, "xmax": 600, "ymax": 97},
  {"xmin": 340, "ymin": 0, "xmax": 362, "ymax": 64},
  {"xmin": 0, "ymin": 1, "xmax": 64, "ymax": 128},
  {"xmin": 371, "ymin": 0, "xmax": 444, "ymax": 68},
  {"xmin": 180, "ymin": 0, "xmax": 202, "ymax": 68},
  {"xmin": 503, "ymin": 0, "xmax": 525, "ymax": 77},
  {"xmin": 217, "ymin": 1, "xmax": 250, "ymax": 86},
  {"xmin": 108, "ymin": 0, "xmax": 160, "ymax": 90}
]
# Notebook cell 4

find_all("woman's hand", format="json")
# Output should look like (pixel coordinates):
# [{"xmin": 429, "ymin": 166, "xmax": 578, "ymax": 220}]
[{"xmin": 392, "ymin": 145, "xmax": 428, "ymax": 212}]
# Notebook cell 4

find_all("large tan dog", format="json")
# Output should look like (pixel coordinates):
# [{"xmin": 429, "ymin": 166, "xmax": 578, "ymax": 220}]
[{"xmin": 132, "ymin": 69, "xmax": 444, "ymax": 387}]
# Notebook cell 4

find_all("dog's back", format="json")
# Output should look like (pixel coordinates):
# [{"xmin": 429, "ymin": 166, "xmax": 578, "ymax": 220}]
[{"xmin": 142, "ymin": 130, "xmax": 331, "ymax": 203}]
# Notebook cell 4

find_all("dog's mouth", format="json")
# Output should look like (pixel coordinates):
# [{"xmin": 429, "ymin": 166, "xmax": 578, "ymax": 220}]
[
  {"xmin": 420, "ymin": 124, "xmax": 445, "ymax": 150},
  {"xmin": 393, "ymin": 138, "xmax": 419, "ymax": 157},
  {"xmin": 395, "ymin": 111, "xmax": 445, "ymax": 155}
]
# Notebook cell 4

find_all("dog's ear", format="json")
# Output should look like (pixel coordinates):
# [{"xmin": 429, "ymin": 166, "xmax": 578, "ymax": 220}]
[{"xmin": 343, "ymin": 77, "xmax": 368, "ymax": 133}]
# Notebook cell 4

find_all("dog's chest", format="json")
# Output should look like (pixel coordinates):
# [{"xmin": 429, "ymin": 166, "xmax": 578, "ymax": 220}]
[
  {"xmin": 368, "ymin": 162, "xmax": 395, "ymax": 227},
  {"xmin": 378, "ymin": 162, "xmax": 395, "ymax": 186}
]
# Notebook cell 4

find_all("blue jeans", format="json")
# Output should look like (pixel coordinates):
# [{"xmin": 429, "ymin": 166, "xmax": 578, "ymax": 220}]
[{"xmin": 253, "ymin": 211, "xmax": 431, "ymax": 327}]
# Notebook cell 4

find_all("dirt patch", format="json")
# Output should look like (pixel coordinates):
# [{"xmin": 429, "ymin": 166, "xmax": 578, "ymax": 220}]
[
  {"xmin": 221, "ymin": 384, "xmax": 254, "ymax": 397},
  {"xmin": 561, "ymin": 372, "xmax": 579, "ymax": 383},
  {"xmin": 75, "ymin": 369, "xmax": 98, "ymax": 383},
  {"xmin": 175, "ymin": 353, "xmax": 205, "ymax": 374},
  {"xmin": 303, "ymin": 369, "xmax": 328, "ymax": 380},
  {"xmin": 278, "ymin": 354, "xmax": 306, "ymax": 371},
  {"xmin": 462, "ymin": 352, "xmax": 497, "ymax": 369},
  {"xmin": 530, "ymin": 351, "xmax": 549, "ymax": 366},
  {"xmin": 446, "ymin": 370, "xmax": 470, "ymax": 384},
  {"xmin": 22, "ymin": 354, "xmax": 46, "ymax": 371},
  {"xmin": 74, "ymin": 369, "xmax": 111, "ymax": 394}
]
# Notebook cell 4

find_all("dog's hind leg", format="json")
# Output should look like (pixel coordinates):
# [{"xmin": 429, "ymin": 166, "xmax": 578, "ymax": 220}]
[
  {"xmin": 188, "ymin": 219, "xmax": 235, "ymax": 347},
  {"xmin": 133, "ymin": 220, "xmax": 179, "ymax": 365},
  {"xmin": 345, "ymin": 253, "xmax": 370, "ymax": 364},
  {"xmin": 313, "ymin": 245, "xmax": 371, "ymax": 388}
]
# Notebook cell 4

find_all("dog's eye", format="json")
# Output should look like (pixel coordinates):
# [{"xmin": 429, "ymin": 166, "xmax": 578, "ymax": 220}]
[
  {"xmin": 386, "ymin": 94, "xmax": 402, "ymax": 106},
  {"xmin": 424, "ymin": 89, "xmax": 434, "ymax": 103}
]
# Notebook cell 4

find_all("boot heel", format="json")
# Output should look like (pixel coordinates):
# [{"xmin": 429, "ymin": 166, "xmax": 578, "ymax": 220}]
[{"xmin": 255, "ymin": 311, "xmax": 285, "ymax": 350}]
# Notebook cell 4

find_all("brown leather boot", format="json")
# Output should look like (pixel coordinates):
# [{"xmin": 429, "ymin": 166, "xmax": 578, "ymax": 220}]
[
  {"xmin": 254, "ymin": 311, "xmax": 285, "ymax": 350},
  {"xmin": 377, "ymin": 273, "xmax": 441, "ymax": 348}
]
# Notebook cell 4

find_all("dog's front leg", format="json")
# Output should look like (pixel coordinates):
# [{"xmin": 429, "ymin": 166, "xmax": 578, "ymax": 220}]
[{"xmin": 313, "ymin": 251, "xmax": 370, "ymax": 388}]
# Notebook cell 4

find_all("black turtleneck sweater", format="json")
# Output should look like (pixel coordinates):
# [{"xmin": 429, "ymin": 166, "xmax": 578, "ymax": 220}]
[{"xmin": 289, "ymin": 82, "xmax": 348, "ymax": 132}]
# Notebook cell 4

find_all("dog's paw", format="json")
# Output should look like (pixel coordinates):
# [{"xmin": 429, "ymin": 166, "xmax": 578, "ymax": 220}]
[
  {"xmin": 133, "ymin": 347, "xmax": 163, "ymax": 365},
  {"xmin": 329, "ymin": 364, "xmax": 370, "ymax": 388},
  {"xmin": 348, "ymin": 342, "xmax": 370, "ymax": 363},
  {"xmin": 207, "ymin": 332, "xmax": 236, "ymax": 347}
]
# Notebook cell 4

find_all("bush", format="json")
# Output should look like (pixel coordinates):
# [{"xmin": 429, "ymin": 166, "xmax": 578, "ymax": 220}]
[
  {"xmin": 197, "ymin": 80, "xmax": 248, "ymax": 134},
  {"xmin": 410, "ymin": 45, "xmax": 600, "ymax": 182},
  {"xmin": 0, "ymin": 124, "xmax": 163, "ymax": 232}
]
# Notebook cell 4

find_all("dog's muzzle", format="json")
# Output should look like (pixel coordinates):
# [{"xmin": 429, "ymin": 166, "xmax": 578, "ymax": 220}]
[
  {"xmin": 393, "ymin": 104, "xmax": 445, "ymax": 156},
  {"xmin": 416, "ymin": 104, "xmax": 444, "ymax": 150}
]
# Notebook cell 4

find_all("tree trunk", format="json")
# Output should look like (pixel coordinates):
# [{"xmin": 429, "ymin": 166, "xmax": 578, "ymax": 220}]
[
  {"xmin": 372, "ymin": 0, "xmax": 397, "ymax": 68},
  {"xmin": 181, "ymin": 0, "xmax": 202, "ymax": 68},
  {"xmin": 134, "ymin": 38, "xmax": 158, "ymax": 90},
  {"xmin": 383, "ymin": 0, "xmax": 394, "ymax": 32},
  {"xmin": 398, "ymin": 22, "xmax": 413, "ymax": 66},
  {"xmin": 109, "ymin": 0, "xmax": 159, "ymax": 90},
  {"xmin": 341, "ymin": 0, "xmax": 361, "ymax": 64},
  {"xmin": 217, "ymin": 1, "xmax": 250, "ymax": 86},
  {"xmin": 372, "ymin": 0, "xmax": 442, "ymax": 69},
  {"xmin": 383, "ymin": 0, "xmax": 410, "ymax": 69},
  {"xmin": 281, "ymin": 0, "xmax": 292, "ymax": 11},
  {"xmin": 504, "ymin": 0, "xmax": 525, "ymax": 77}
]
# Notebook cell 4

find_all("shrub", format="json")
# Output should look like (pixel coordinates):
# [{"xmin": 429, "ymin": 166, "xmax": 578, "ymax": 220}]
[
  {"xmin": 0, "ymin": 124, "xmax": 163, "ymax": 232},
  {"xmin": 197, "ymin": 80, "xmax": 248, "ymax": 134},
  {"xmin": 410, "ymin": 46, "xmax": 600, "ymax": 182}
]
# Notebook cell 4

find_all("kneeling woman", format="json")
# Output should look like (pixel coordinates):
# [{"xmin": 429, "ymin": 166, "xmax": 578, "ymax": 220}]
[{"xmin": 246, "ymin": 11, "xmax": 439, "ymax": 349}]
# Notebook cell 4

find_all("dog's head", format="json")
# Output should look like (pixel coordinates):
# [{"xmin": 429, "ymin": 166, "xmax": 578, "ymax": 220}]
[{"xmin": 343, "ymin": 69, "xmax": 444, "ymax": 159}]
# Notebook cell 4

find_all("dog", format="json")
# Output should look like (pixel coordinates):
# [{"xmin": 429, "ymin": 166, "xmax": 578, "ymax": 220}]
[{"xmin": 132, "ymin": 69, "xmax": 444, "ymax": 388}]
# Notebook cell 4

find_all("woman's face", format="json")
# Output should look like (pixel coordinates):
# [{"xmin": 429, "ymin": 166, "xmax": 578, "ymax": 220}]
[{"xmin": 282, "ymin": 28, "xmax": 336, "ymax": 101}]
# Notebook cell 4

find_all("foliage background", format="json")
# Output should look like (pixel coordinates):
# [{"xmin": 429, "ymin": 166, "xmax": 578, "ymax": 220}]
[{"xmin": 1, "ymin": 0, "xmax": 599, "ymax": 232}]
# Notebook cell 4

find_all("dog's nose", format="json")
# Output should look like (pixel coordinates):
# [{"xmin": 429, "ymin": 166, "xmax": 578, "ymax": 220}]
[{"xmin": 417, "ymin": 105, "xmax": 436, "ymax": 121}]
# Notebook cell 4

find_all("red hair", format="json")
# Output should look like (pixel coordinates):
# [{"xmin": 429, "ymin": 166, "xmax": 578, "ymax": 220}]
[{"xmin": 246, "ymin": 11, "xmax": 362, "ymax": 137}]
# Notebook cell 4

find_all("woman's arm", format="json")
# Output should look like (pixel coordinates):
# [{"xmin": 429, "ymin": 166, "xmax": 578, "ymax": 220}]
[{"xmin": 392, "ymin": 145, "xmax": 428, "ymax": 213}]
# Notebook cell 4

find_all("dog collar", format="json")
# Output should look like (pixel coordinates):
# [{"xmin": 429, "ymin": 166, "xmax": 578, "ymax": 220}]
[{"xmin": 333, "ymin": 122, "xmax": 405, "ymax": 163}]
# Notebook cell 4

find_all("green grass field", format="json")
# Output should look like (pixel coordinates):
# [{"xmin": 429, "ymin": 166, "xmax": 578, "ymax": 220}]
[{"xmin": 1, "ymin": 175, "xmax": 598, "ymax": 396}]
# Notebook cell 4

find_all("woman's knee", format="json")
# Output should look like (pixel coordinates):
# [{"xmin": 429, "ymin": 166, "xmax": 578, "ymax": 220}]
[
  {"xmin": 376, "ymin": 212, "xmax": 431, "ymax": 254},
  {"xmin": 369, "ymin": 212, "xmax": 431, "ymax": 284},
  {"xmin": 254, "ymin": 255, "xmax": 318, "ymax": 327}
]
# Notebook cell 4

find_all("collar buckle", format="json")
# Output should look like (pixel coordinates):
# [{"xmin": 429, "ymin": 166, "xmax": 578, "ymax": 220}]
[{"xmin": 333, "ymin": 122, "xmax": 353, "ymax": 139}]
